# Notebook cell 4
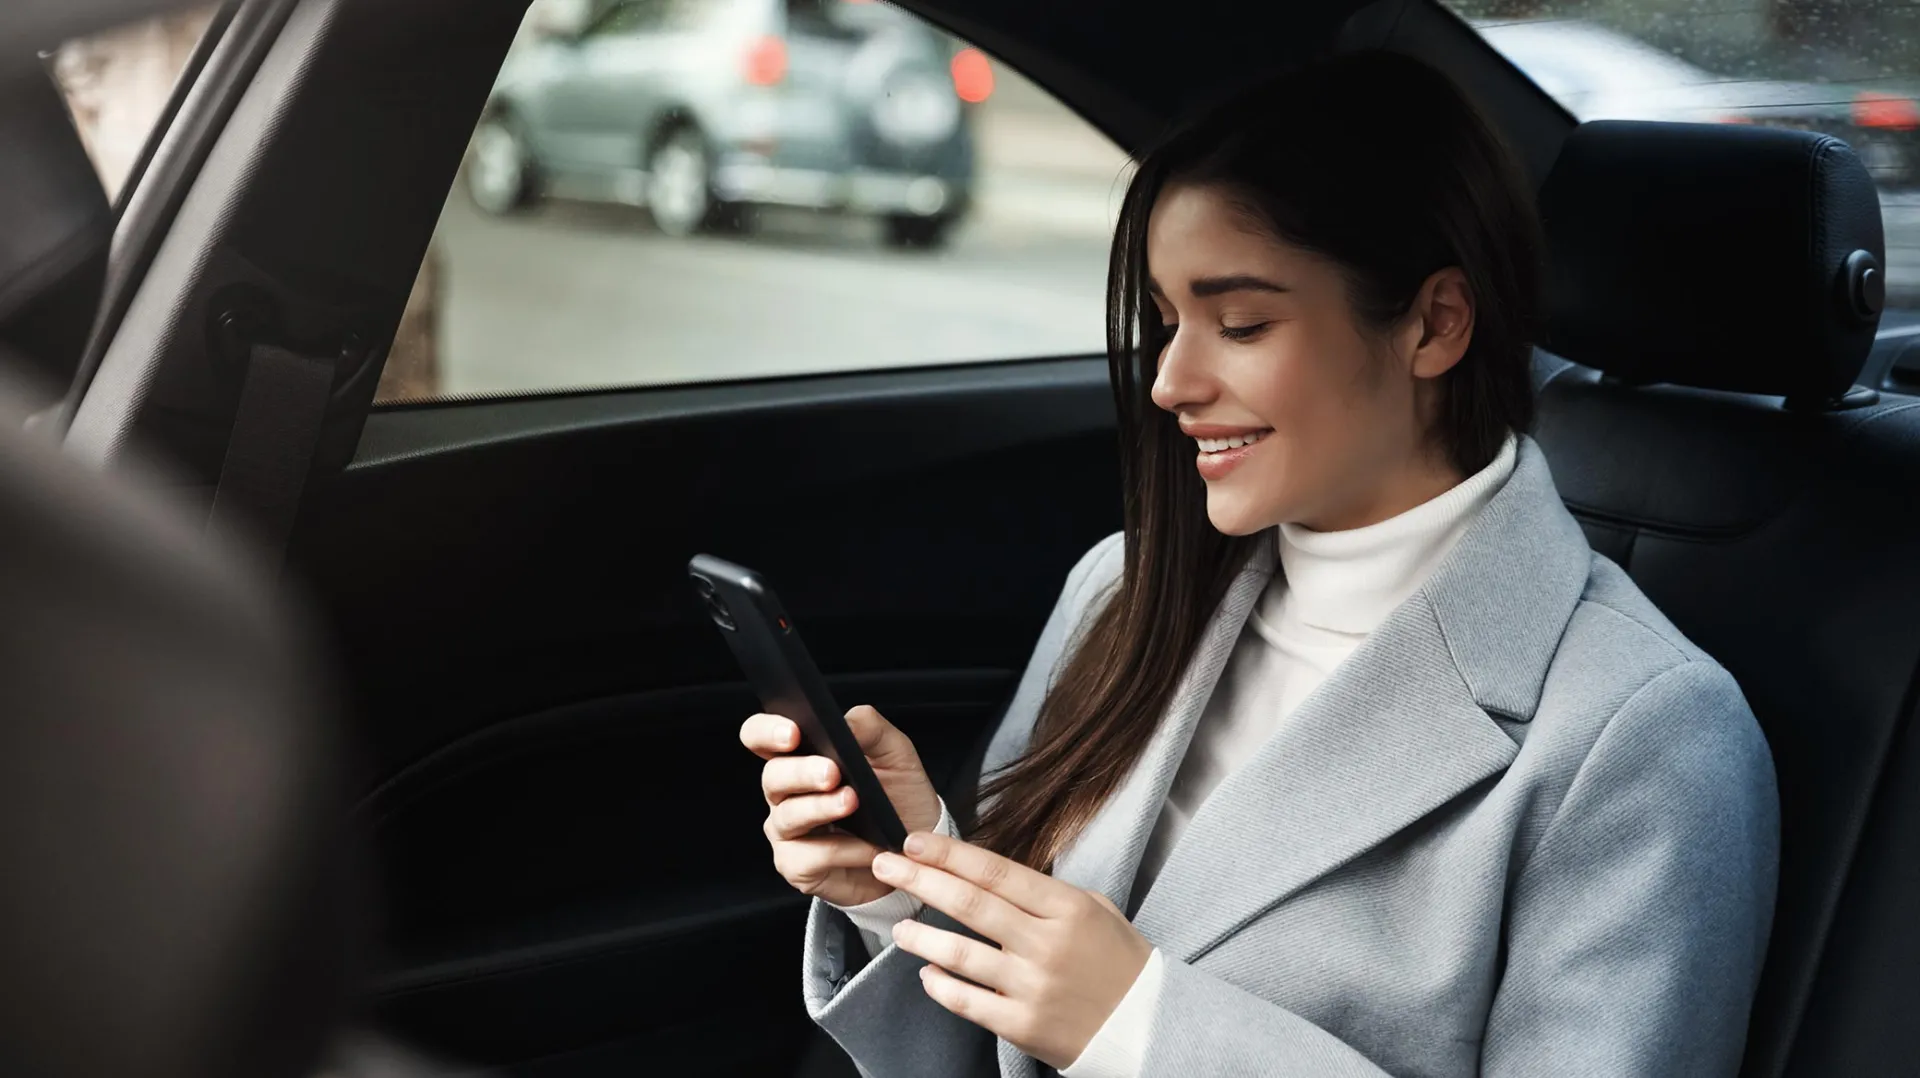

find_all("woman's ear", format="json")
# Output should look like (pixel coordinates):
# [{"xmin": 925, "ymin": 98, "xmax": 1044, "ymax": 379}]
[{"xmin": 1406, "ymin": 267, "xmax": 1475, "ymax": 379}]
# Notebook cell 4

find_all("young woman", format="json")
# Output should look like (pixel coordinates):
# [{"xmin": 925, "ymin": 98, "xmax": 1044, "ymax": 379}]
[{"xmin": 741, "ymin": 50, "xmax": 1778, "ymax": 1077}]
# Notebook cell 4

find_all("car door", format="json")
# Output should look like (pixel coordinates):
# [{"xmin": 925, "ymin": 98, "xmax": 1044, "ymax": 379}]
[
  {"xmin": 544, "ymin": 0, "xmax": 733, "ymax": 178},
  {"xmin": 532, "ymin": 1, "xmax": 653, "ymax": 172},
  {"xmin": 54, "ymin": 0, "xmax": 1132, "ymax": 1073}
]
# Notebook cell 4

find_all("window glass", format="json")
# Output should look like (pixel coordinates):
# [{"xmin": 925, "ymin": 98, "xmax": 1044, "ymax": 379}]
[
  {"xmin": 583, "ymin": 2, "xmax": 659, "ymax": 37},
  {"xmin": 587, "ymin": 0, "xmax": 721, "ymax": 38},
  {"xmin": 1448, "ymin": 0, "xmax": 1920, "ymax": 315},
  {"xmin": 379, "ymin": 0, "xmax": 1130, "ymax": 403},
  {"xmin": 51, "ymin": 6, "xmax": 219, "ymax": 202}
]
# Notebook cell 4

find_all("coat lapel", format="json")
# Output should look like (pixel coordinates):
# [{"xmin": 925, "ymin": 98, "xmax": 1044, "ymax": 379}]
[
  {"xmin": 1128, "ymin": 588, "xmax": 1519, "ymax": 962},
  {"xmin": 999, "ymin": 550, "xmax": 1274, "ymax": 1078},
  {"xmin": 1129, "ymin": 437, "xmax": 1593, "ymax": 963},
  {"xmin": 1046, "ymin": 548, "xmax": 1277, "ymax": 913}
]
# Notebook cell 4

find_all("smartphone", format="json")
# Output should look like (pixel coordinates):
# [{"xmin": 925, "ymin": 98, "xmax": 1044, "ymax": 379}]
[{"xmin": 690, "ymin": 554, "xmax": 909, "ymax": 852}]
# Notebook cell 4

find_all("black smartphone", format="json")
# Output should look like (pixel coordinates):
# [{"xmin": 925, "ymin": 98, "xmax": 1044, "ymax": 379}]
[{"xmin": 690, "ymin": 554, "xmax": 909, "ymax": 852}]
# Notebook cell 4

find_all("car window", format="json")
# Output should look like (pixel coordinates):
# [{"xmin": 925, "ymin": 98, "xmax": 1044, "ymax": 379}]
[
  {"xmin": 50, "ymin": 5, "xmax": 219, "ymax": 203},
  {"xmin": 787, "ymin": 0, "xmax": 916, "ymax": 40},
  {"xmin": 1448, "ymin": 0, "xmax": 1920, "ymax": 321},
  {"xmin": 377, "ymin": 0, "xmax": 1128, "ymax": 404}
]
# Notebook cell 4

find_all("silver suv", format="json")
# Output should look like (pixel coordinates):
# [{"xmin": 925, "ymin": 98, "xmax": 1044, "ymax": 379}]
[{"xmin": 468, "ymin": 0, "xmax": 980, "ymax": 247}]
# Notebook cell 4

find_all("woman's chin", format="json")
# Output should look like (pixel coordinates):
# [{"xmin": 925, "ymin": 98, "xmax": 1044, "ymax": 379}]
[{"xmin": 1204, "ymin": 492, "xmax": 1280, "ymax": 538}]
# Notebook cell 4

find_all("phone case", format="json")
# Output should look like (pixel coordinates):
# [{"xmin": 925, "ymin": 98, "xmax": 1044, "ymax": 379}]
[{"xmin": 690, "ymin": 554, "xmax": 909, "ymax": 852}]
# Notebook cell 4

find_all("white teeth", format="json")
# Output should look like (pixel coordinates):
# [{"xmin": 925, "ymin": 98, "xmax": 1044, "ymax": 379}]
[{"xmin": 1196, "ymin": 431, "xmax": 1269, "ymax": 453}]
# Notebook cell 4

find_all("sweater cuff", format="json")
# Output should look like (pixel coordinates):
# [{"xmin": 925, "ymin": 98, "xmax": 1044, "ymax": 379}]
[
  {"xmin": 828, "ymin": 797, "xmax": 958, "ymax": 957},
  {"xmin": 1060, "ymin": 947, "xmax": 1164, "ymax": 1078}
]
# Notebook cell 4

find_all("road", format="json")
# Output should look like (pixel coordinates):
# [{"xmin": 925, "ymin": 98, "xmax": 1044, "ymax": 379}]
[
  {"xmin": 430, "ymin": 168, "xmax": 1125, "ymax": 398},
  {"xmin": 428, "ymin": 174, "xmax": 1920, "ymax": 400}
]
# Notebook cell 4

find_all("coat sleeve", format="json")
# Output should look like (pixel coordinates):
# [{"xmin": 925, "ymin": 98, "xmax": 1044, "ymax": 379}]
[
  {"xmin": 1136, "ymin": 660, "xmax": 1780, "ymax": 1078},
  {"xmin": 800, "ymin": 532, "xmax": 1127, "ymax": 1077}
]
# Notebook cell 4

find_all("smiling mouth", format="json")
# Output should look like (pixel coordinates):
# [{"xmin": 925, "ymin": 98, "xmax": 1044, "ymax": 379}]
[{"xmin": 1195, "ymin": 430, "xmax": 1271, "ymax": 454}]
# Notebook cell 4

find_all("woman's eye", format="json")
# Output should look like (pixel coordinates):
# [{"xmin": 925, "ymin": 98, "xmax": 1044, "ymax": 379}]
[{"xmin": 1220, "ymin": 322, "xmax": 1269, "ymax": 341}]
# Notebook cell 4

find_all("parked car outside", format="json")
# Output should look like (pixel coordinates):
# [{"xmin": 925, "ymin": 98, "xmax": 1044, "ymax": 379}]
[
  {"xmin": 1477, "ymin": 17, "xmax": 1920, "ymax": 188},
  {"xmin": 467, "ymin": 0, "xmax": 984, "ymax": 248}
]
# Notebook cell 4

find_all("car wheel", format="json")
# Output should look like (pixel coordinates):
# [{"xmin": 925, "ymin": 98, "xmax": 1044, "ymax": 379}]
[
  {"xmin": 467, "ymin": 113, "xmax": 536, "ymax": 215},
  {"xmin": 883, "ymin": 213, "xmax": 957, "ymax": 250},
  {"xmin": 647, "ymin": 127, "xmax": 732, "ymax": 238}
]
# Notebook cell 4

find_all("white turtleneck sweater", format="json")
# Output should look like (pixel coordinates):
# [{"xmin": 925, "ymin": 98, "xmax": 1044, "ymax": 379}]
[{"xmin": 832, "ymin": 435, "xmax": 1519, "ymax": 1077}]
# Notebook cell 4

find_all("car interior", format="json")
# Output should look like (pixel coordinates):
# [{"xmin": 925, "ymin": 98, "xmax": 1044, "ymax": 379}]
[{"xmin": 6, "ymin": 0, "xmax": 1920, "ymax": 1075}]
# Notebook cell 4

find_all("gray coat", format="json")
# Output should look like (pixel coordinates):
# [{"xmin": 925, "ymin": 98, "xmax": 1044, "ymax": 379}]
[{"xmin": 801, "ymin": 437, "xmax": 1780, "ymax": 1078}]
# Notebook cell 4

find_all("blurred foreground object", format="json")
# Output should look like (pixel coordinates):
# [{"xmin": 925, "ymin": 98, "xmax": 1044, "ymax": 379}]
[
  {"xmin": 0, "ymin": 375, "xmax": 356, "ymax": 1078},
  {"xmin": 0, "ymin": 20, "xmax": 357, "ymax": 1078}
]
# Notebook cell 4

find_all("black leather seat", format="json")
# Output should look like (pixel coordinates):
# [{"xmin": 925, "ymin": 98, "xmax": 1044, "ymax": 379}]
[{"xmin": 1533, "ymin": 120, "xmax": 1920, "ymax": 1078}]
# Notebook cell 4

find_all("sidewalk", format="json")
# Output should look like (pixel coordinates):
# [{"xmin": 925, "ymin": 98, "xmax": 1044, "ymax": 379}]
[
  {"xmin": 968, "ymin": 78, "xmax": 1134, "ymax": 240},
  {"xmin": 976, "ymin": 107, "xmax": 1134, "ymax": 182},
  {"xmin": 971, "ymin": 168, "xmax": 1129, "ymax": 241}
]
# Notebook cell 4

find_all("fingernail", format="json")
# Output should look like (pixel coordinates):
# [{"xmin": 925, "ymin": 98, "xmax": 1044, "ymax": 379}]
[
  {"xmin": 872, "ymin": 853, "xmax": 905, "ymax": 880},
  {"xmin": 904, "ymin": 833, "xmax": 927, "ymax": 857},
  {"xmin": 816, "ymin": 760, "xmax": 834, "ymax": 786}
]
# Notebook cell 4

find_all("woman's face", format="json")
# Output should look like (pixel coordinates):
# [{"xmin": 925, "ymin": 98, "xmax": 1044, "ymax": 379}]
[{"xmin": 1146, "ymin": 182, "xmax": 1474, "ymax": 535}]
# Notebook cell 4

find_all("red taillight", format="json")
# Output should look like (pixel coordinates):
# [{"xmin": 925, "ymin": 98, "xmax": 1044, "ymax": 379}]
[
  {"xmin": 1854, "ymin": 90, "xmax": 1920, "ymax": 131},
  {"xmin": 745, "ymin": 35, "xmax": 787, "ymax": 86},
  {"xmin": 951, "ymin": 46, "xmax": 993, "ymax": 104}
]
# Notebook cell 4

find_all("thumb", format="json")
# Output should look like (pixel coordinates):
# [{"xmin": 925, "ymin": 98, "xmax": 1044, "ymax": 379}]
[{"xmin": 843, "ymin": 705, "xmax": 917, "ymax": 768}]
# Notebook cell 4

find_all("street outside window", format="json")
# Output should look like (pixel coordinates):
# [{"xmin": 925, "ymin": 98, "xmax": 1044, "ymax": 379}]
[{"xmin": 380, "ymin": 0, "xmax": 1132, "ymax": 403}]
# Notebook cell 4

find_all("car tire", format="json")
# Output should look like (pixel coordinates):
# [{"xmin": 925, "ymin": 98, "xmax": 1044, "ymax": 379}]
[
  {"xmin": 467, "ymin": 112, "xmax": 538, "ymax": 215},
  {"xmin": 883, "ymin": 213, "xmax": 957, "ymax": 250},
  {"xmin": 647, "ymin": 126, "xmax": 745, "ymax": 238}
]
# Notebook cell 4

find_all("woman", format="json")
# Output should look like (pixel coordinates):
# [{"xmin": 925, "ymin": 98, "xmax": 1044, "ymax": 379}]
[{"xmin": 741, "ymin": 50, "xmax": 1778, "ymax": 1077}]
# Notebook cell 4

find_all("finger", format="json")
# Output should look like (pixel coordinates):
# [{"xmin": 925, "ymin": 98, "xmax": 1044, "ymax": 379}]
[
  {"xmin": 899, "ymin": 831, "xmax": 1075, "ymax": 918},
  {"xmin": 892, "ymin": 920, "xmax": 1021, "ymax": 994},
  {"xmin": 843, "ymin": 705, "xmax": 918, "ymax": 770},
  {"xmin": 773, "ymin": 833, "xmax": 883, "ymax": 884},
  {"xmin": 761, "ymin": 755, "xmax": 838, "ymax": 806},
  {"xmin": 871, "ymin": 851, "xmax": 1031, "ymax": 947},
  {"xmin": 740, "ymin": 713, "xmax": 801, "ymax": 759},
  {"xmin": 764, "ymin": 788, "xmax": 858, "ymax": 841},
  {"xmin": 919, "ymin": 963, "xmax": 1030, "ymax": 1043}
]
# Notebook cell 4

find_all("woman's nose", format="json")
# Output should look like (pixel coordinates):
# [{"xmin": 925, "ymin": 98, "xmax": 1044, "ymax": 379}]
[{"xmin": 1150, "ymin": 331, "xmax": 1213, "ymax": 413}]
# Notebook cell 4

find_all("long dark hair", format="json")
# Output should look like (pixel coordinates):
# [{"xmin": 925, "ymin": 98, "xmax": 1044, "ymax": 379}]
[{"xmin": 970, "ymin": 51, "xmax": 1545, "ymax": 872}]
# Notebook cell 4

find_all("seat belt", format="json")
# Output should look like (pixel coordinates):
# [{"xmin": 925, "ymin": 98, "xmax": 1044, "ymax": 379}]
[{"xmin": 204, "ymin": 340, "xmax": 335, "ymax": 576}]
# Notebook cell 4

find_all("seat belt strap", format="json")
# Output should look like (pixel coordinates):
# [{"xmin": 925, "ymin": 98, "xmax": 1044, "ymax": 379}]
[{"xmin": 205, "ymin": 341, "xmax": 334, "ymax": 575}]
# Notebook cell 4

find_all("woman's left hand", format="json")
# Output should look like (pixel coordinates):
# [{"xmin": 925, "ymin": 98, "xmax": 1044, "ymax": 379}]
[{"xmin": 872, "ymin": 831, "xmax": 1154, "ymax": 1070}]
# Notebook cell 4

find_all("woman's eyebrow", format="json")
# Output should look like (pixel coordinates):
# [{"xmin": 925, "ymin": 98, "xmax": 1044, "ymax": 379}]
[
  {"xmin": 1146, "ymin": 274, "xmax": 1290, "ymax": 299},
  {"xmin": 1189, "ymin": 274, "xmax": 1290, "ymax": 297}
]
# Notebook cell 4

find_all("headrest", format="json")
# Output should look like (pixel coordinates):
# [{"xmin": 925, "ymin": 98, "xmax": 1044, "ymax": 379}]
[
  {"xmin": 0, "ymin": 59, "xmax": 112, "ymax": 392},
  {"xmin": 1538, "ymin": 120, "xmax": 1884, "ymax": 402}
]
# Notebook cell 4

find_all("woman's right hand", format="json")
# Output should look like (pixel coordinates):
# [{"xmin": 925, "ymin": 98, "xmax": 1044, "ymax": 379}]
[{"xmin": 741, "ymin": 704, "xmax": 943, "ymax": 908}]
